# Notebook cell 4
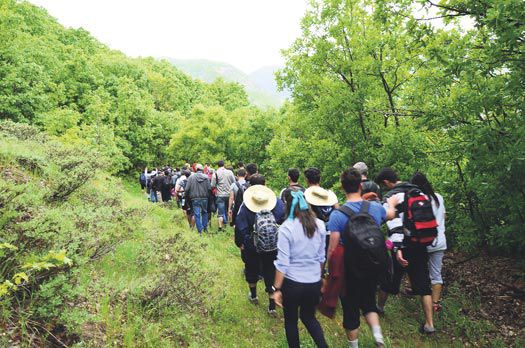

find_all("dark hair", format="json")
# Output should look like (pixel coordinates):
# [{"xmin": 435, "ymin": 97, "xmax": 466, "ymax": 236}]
[
  {"xmin": 217, "ymin": 160, "xmax": 225, "ymax": 167},
  {"xmin": 341, "ymin": 168, "xmax": 362, "ymax": 193},
  {"xmin": 236, "ymin": 168, "xmax": 247, "ymax": 177},
  {"xmin": 304, "ymin": 167, "xmax": 321, "ymax": 185},
  {"xmin": 164, "ymin": 170, "xmax": 170, "ymax": 176},
  {"xmin": 182, "ymin": 170, "xmax": 191, "ymax": 177},
  {"xmin": 288, "ymin": 168, "xmax": 300, "ymax": 183},
  {"xmin": 176, "ymin": 167, "xmax": 180, "ymax": 171},
  {"xmin": 410, "ymin": 172, "xmax": 440, "ymax": 207},
  {"xmin": 237, "ymin": 161, "xmax": 245, "ymax": 168},
  {"xmin": 283, "ymin": 191, "xmax": 317, "ymax": 238},
  {"xmin": 249, "ymin": 174, "xmax": 265, "ymax": 186},
  {"xmin": 375, "ymin": 167, "xmax": 399, "ymax": 184},
  {"xmin": 246, "ymin": 163, "xmax": 258, "ymax": 176}
]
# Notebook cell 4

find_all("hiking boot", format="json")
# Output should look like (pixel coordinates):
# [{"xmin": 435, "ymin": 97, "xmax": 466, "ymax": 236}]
[
  {"xmin": 419, "ymin": 324, "xmax": 436, "ymax": 335},
  {"xmin": 247, "ymin": 293, "xmax": 259, "ymax": 305},
  {"xmin": 267, "ymin": 309, "xmax": 277, "ymax": 317}
]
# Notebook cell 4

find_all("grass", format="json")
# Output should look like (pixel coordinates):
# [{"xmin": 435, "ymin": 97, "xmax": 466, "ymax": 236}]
[{"xmin": 69, "ymin": 181, "xmax": 501, "ymax": 347}]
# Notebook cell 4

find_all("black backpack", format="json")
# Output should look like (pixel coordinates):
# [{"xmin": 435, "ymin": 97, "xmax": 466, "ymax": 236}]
[
  {"xmin": 402, "ymin": 188, "xmax": 438, "ymax": 246},
  {"xmin": 338, "ymin": 201, "xmax": 388, "ymax": 278},
  {"xmin": 230, "ymin": 181, "xmax": 249, "ymax": 226}
]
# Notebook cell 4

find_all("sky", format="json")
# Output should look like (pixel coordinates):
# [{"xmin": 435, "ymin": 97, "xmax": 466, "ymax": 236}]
[{"xmin": 28, "ymin": 0, "xmax": 308, "ymax": 74}]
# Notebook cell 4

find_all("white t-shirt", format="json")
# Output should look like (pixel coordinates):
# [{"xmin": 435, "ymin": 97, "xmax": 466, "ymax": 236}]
[{"xmin": 427, "ymin": 193, "xmax": 446, "ymax": 252}]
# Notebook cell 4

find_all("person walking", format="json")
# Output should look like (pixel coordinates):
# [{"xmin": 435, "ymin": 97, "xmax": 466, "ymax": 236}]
[
  {"xmin": 279, "ymin": 168, "xmax": 305, "ymax": 203},
  {"xmin": 410, "ymin": 172, "xmax": 447, "ymax": 312},
  {"xmin": 228, "ymin": 168, "xmax": 248, "ymax": 227},
  {"xmin": 272, "ymin": 190, "xmax": 328, "ymax": 348},
  {"xmin": 185, "ymin": 164, "xmax": 211, "ymax": 234},
  {"xmin": 375, "ymin": 167, "xmax": 436, "ymax": 335},
  {"xmin": 326, "ymin": 168, "xmax": 398, "ymax": 348},
  {"xmin": 353, "ymin": 162, "xmax": 381, "ymax": 199},
  {"xmin": 212, "ymin": 160, "xmax": 236, "ymax": 231},
  {"xmin": 235, "ymin": 175, "xmax": 285, "ymax": 315}
]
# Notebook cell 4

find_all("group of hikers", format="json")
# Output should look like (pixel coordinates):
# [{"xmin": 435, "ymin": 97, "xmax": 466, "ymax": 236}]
[{"xmin": 139, "ymin": 161, "xmax": 447, "ymax": 348}]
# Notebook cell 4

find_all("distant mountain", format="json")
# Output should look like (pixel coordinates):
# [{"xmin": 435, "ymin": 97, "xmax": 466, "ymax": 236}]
[{"xmin": 164, "ymin": 58, "xmax": 287, "ymax": 108}]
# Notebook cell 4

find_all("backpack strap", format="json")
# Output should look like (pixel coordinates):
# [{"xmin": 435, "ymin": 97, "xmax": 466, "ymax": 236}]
[
  {"xmin": 359, "ymin": 200, "xmax": 370, "ymax": 214},
  {"xmin": 338, "ymin": 205, "xmax": 356, "ymax": 218}
]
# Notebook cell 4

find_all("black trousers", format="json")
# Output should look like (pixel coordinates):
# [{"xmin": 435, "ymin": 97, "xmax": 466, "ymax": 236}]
[
  {"xmin": 282, "ymin": 278, "xmax": 328, "ymax": 348},
  {"xmin": 380, "ymin": 246, "xmax": 432, "ymax": 296},
  {"xmin": 244, "ymin": 248, "xmax": 276, "ymax": 292}
]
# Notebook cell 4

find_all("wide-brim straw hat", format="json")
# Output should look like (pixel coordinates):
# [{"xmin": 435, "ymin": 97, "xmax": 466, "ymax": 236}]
[
  {"xmin": 243, "ymin": 185, "xmax": 277, "ymax": 213},
  {"xmin": 305, "ymin": 186, "xmax": 338, "ymax": 206}
]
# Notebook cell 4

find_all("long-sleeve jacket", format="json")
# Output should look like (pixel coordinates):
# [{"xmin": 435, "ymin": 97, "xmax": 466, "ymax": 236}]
[
  {"xmin": 382, "ymin": 182, "xmax": 418, "ymax": 249},
  {"xmin": 185, "ymin": 172, "xmax": 211, "ymax": 200}
]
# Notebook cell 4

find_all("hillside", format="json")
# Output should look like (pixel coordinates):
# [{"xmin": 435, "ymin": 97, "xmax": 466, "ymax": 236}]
[{"xmin": 165, "ymin": 58, "xmax": 287, "ymax": 108}]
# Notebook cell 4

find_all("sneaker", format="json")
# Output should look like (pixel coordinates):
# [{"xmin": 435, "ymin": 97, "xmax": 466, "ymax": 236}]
[
  {"xmin": 375, "ymin": 342, "xmax": 385, "ymax": 348},
  {"xmin": 376, "ymin": 306, "xmax": 385, "ymax": 315},
  {"xmin": 267, "ymin": 309, "xmax": 277, "ymax": 317},
  {"xmin": 248, "ymin": 293, "xmax": 259, "ymax": 305},
  {"xmin": 419, "ymin": 324, "xmax": 436, "ymax": 334}
]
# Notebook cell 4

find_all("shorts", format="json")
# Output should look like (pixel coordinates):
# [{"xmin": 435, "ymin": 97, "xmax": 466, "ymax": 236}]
[
  {"xmin": 428, "ymin": 250, "xmax": 444, "ymax": 285},
  {"xmin": 380, "ymin": 246, "xmax": 431, "ymax": 296},
  {"xmin": 341, "ymin": 274, "xmax": 379, "ymax": 331},
  {"xmin": 243, "ymin": 247, "xmax": 277, "ymax": 293}
]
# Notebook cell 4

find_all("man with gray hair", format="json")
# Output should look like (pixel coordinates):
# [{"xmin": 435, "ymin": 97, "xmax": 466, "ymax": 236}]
[{"xmin": 353, "ymin": 162, "xmax": 381, "ymax": 198}]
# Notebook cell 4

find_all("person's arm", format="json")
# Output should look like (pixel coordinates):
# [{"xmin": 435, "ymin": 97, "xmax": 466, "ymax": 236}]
[
  {"xmin": 327, "ymin": 232, "xmax": 340, "ymax": 262},
  {"xmin": 228, "ymin": 189, "xmax": 235, "ymax": 219},
  {"xmin": 318, "ymin": 222, "xmax": 327, "ymax": 265},
  {"xmin": 234, "ymin": 205, "xmax": 249, "ymax": 248},
  {"xmin": 211, "ymin": 173, "xmax": 217, "ymax": 188},
  {"xmin": 272, "ymin": 226, "xmax": 290, "ymax": 307},
  {"xmin": 385, "ymin": 195, "xmax": 400, "ymax": 220}
]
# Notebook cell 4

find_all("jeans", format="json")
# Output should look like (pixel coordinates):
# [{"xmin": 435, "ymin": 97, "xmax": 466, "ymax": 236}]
[
  {"xmin": 192, "ymin": 198, "xmax": 208, "ymax": 233},
  {"xmin": 150, "ymin": 190, "xmax": 158, "ymax": 203},
  {"xmin": 216, "ymin": 196, "xmax": 229, "ymax": 224},
  {"xmin": 282, "ymin": 278, "xmax": 327, "ymax": 348}
]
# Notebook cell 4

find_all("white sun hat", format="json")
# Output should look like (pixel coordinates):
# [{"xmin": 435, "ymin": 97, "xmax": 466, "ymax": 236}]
[
  {"xmin": 243, "ymin": 185, "xmax": 277, "ymax": 213},
  {"xmin": 304, "ymin": 186, "xmax": 338, "ymax": 206}
]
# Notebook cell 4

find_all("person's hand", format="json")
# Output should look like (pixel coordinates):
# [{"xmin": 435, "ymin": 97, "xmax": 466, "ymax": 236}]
[
  {"xmin": 228, "ymin": 210, "xmax": 233, "ymax": 220},
  {"xmin": 240, "ymin": 244, "xmax": 244, "ymax": 251},
  {"xmin": 386, "ymin": 195, "xmax": 399, "ymax": 209},
  {"xmin": 396, "ymin": 249, "xmax": 409, "ymax": 267},
  {"xmin": 272, "ymin": 290, "xmax": 283, "ymax": 308}
]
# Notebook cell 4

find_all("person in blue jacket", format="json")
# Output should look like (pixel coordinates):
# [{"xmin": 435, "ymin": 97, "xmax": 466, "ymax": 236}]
[{"xmin": 234, "ymin": 174, "xmax": 285, "ymax": 315}]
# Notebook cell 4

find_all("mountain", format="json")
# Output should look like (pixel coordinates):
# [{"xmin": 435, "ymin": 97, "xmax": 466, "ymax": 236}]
[{"xmin": 164, "ymin": 58, "xmax": 288, "ymax": 108}]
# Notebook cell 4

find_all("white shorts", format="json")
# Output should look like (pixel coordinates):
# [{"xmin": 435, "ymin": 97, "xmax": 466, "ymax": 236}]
[{"xmin": 428, "ymin": 250, "xmax": 444, "ymax": 285}]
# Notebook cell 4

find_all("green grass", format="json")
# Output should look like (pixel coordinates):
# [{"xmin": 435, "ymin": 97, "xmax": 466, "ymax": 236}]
[{"xmin": 70, "ymin": 181, "xmax": 500, "ymax": 347}]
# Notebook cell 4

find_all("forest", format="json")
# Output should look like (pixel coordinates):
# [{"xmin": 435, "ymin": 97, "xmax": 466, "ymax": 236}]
[{"xmin": 1, "ymin": 0, "xmax": 524, "ymax": 346}]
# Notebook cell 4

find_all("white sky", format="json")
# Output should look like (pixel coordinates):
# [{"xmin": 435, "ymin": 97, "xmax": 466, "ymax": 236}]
[{"xmin": 28, "ymin": 0, "xmax": 308, "ymax": 73}]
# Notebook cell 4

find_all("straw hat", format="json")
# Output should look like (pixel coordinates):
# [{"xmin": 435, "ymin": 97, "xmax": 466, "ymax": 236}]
[
  {"xmin": 243, "ymin": 185, "xmax": 277, "ymax": 213},
  {"xmin": 305, "ymin": 186, "xmax": 338, "ymax": 206}
]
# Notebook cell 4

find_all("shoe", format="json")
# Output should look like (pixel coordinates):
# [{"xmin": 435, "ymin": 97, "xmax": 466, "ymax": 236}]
[
  {"xmin": 248, "ymin": 293, "xmax": 259, "ymax": 305},
  {"xmin": 375, "ymin": 342, "xmax": 385, "ymax": 348},
  {"xmin": 403, "ymin": 288, "xmax": 415, "ymax": 297},
  {"xmin": 267, "ymin": 309, "xmax": 277, "ymax": 317},
  {"xmin": 376, "ymin": 306, "xmax": 385, "ymax": 315},
  {"xmin": 419, "ymin": 324, "xmax": 436, "ymax": 334},
  {"xmin": 203, "ymin": 229, "xmax": 208, "ymax": 234}
]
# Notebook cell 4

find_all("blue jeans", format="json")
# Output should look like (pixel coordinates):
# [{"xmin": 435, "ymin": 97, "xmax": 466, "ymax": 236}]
[
  {"xmin": 216, "ymin": 196, "xmax": 229, "ymax": 224},
  {"xmin": 150, "ymin": 190, "xmax": 158, "ymax": 203},
  {"xmin": 192, "ymin": 198, "xmax": 208, "ymax": 233}
]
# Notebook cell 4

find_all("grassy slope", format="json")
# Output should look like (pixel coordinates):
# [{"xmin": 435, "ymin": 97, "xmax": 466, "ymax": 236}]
[{"xmin": 78, "ymin": 182, "xmax": 498, "ymax": 347}]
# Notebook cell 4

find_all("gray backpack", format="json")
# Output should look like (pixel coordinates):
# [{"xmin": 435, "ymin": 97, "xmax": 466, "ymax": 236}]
[{"xmin": 253, "ymin": 209, "xmax": 279, "ymax": 253}]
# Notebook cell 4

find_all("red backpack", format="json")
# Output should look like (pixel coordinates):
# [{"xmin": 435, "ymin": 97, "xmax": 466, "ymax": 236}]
[{"xmin": 402, "ymin": 188, "xmax": 438, "ymax": 246}]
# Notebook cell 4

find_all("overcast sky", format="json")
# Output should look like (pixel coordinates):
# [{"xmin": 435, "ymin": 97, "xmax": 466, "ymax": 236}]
[{"xmin": 28, "ymin": 0, "xmax": 308, "ymax": 73}]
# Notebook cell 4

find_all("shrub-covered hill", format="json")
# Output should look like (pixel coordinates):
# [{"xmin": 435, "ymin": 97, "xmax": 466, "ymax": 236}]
[{"xmin": 0, "ymin": 122, "xmax": 211, "ymax": 346}]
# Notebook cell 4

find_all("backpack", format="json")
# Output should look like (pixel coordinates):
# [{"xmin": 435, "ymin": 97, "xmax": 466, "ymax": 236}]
[
  {"xmin": 252, "ymin": 209, "xmax": 279, "ymax": 253},
  {"xmin": 338, "ymin": 201, "xmax": 388, "ymax": 278},
  {"xmin": 231, "ymin": 181, "xmax": 248, "ymax": 225},
  {"xmin": 311, "ymin": 205, "xmax": 333, "ymax": 223},
  {"xmin": 402, "ymin": 188, "xmax": 438, "ymax": 246}
]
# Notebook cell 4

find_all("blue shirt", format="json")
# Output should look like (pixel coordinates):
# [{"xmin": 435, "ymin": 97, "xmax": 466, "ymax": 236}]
[
  {"xmin": 327, "ymin": 200, "xmax": 386, "ymax": 245},
  {"xmin": 234, "ymin": 198, "xmax": 286, "ymax": 250},
  {"xmin": 274, "ymin": 218, "xmax": 326, "ymax": 283}
]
